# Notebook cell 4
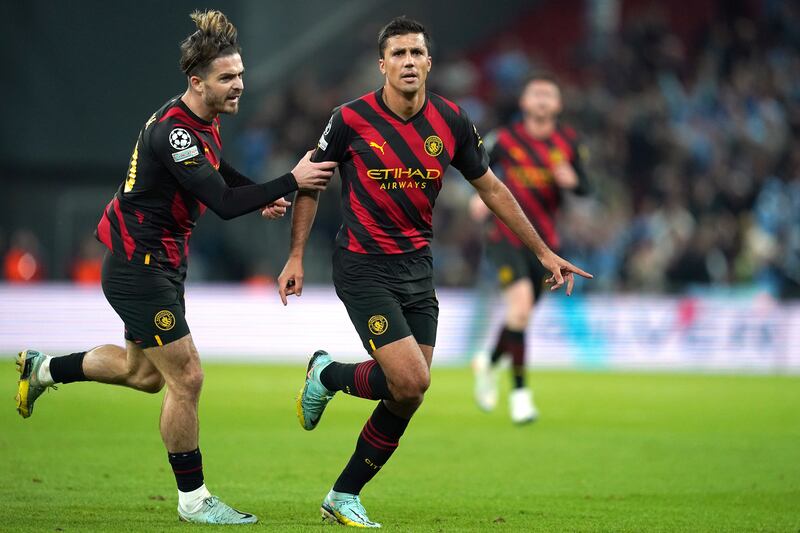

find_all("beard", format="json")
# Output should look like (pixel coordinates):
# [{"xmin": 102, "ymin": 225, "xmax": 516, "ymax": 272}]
[{"xmin": 204, "ymin": 90, "xmax": 239, "ymax": 115}]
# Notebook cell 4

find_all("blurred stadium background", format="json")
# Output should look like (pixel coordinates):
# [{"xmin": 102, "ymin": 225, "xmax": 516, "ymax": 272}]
[{"xmin": 2, "ymin": 0, "xmax": 799, "ymax": 370}]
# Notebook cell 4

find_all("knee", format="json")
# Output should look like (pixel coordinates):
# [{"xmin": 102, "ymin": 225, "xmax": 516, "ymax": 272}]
[
  {"xmin": 170, "ymin": 368, "xmax": 204, "ymax": 398},
  {"xmin": 391, "ymin": 372, "xmax": 430, "ymax": 405},
  {"xmin": 136, "ymin": 372, "xmax": 165, "ymax": 394},
  {"xmin": 507, "ymin": 309, "xmax": 531, "ymax": 330}
]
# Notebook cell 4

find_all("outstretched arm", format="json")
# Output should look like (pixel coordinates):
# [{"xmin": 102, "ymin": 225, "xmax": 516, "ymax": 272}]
[
  {"xmin": 277, "ymin": 190, "xmax": 320, "ymax": 305},
  {"xmin": 469, "ymin": 168, "xmax": 592, "ymax": 294}
]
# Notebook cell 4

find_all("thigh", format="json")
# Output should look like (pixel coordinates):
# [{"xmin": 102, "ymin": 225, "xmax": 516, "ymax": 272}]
[
  {"xmin": 142, "ymin": 333, "xmax": 200, "ymax": 383},
  {"xmin": 396, "ymin": 252, "xmax": 439, "ymax": 347},
  {"xmin": 525, "ymin": 249, "xmax": 550, "ymax": 301},
  {"xmin": 371, "ymin": 336, "xmax": 429, "ymax": 385},
  {"xmin": 102, "ymin": 251, "xmax": 190, "ymax": 348},
  {"xmin": 333, "ymin": 249, "xmax": 414, "ymax": 354},
  {"xmin": 125, "ymin": 339, "xmax": 161, "ymax": 377},
  {"xmin": 486, "ymin": 240, "xmax": 529, "ymax": 289}
]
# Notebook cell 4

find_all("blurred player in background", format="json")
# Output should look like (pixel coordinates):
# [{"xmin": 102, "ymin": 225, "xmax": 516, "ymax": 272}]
[
  {"xmin": 471, "ymin": 73, "xmax": 590, "ymax": 424},
  {"xmin": 278, "ymin": 17, "xmax": 591, "ymax": 528},
  {"xmin": 14, "ymin": 9, "xmax": 334, "ymax": 525}
]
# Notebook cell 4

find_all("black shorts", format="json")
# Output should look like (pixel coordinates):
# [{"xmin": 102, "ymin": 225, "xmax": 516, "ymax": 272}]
[
  {"xmin": 101, "ymin": 250, "xmax": 190, "ymax": 348},
  {"xmin": 332, "ymin": 246, "xmax": 438, "ymax": 353},
  {"xmin": 485, "ymin": 239, "xmax": 550, "ymax": 299}
]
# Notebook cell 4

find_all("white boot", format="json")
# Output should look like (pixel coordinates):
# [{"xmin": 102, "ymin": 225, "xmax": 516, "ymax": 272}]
[
  {"xmin": 472, "ymin": 352, "xmax": 499, "ymax": 412},
  {"xmin": 510, "ymin": 388, "xmax": 538, "ymax": 424}
]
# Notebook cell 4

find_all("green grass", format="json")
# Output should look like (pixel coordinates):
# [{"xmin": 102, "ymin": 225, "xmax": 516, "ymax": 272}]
[{"xmin": 1, "ymin": 364, "xmax": 799, "ymax": 532}]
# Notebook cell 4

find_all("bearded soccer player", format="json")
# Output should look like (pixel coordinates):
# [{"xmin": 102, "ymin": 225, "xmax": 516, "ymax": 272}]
[
  {"xmin": 471, "ymin": 73, "xmax": 590, "ymax": 424},
  {"xmin": 14, "ymin": 10, "xmax": 335, "ymax": 525},
  {"xmin": 277, "ymin": 17, "xmax": 592, "ymax": 528}
]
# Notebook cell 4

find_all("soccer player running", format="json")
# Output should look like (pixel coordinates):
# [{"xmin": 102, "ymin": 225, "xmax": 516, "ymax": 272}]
[
  {"xmin": 472, "ymin": 73, "xmax": 590, "ymax": 424},
  {"xmin": 14, "ymin": 10, "xmax": 335, "ymax": 525},
  {"xmin": 278, "ymin": 17, "xmax": 591, "ymax": 528}
]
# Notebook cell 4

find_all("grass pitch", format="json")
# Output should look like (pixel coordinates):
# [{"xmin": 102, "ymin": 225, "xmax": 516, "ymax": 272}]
[{"xmin": 1, "ymin": 363, "xmax": 798, "ymax": 532}]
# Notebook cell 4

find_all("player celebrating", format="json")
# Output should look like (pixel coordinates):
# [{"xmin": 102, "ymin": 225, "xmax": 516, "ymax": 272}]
[
  {"xmin": 471, "ymin": 73, "xmax": 590, "ymax": 423},
  {"xmin": 14, "ymin": 10, "xmax": 335, "ymax": 525},
  {"xmin": 278, "ymin": 17, "xmax": 592, "ymax": 528}
]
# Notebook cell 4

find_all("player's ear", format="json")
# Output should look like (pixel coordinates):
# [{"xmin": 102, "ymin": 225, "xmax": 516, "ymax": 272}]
[
  {"xmin": 189, "ymin": 75, "xmax": 204, "ymax": 93},
  {"xmin": 378, "ymin": 58, "xmax": 386, "ymax": 75}
]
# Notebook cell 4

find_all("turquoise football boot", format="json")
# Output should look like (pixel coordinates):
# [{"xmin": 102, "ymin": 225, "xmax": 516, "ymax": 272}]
[
  {"xmin": 16, "ymin": 349, "xmax": 54, "ymax": 419},
  {"xmin": 177, "ymin": 496, "xmax": 257, "ymax": 524},
  {"xmin": 321, "ymin": 491, "xmax": 381, "ymax": 528},
  {"xmin": 296, "ymin": 350, "xmax": 336, "ymax": 430}
]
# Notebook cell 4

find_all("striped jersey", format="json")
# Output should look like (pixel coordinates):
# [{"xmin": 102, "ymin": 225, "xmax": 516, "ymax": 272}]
[
  {"xmin": 486, "ymin": 122, "xmax": 588, "ymax": 250},
  {"xmin": 312, "ymin": 88, "xmax": 489, "ymax": 255},
  {"xmin": 96, "ymin": 96, "xmax": 224, "ymax": 278}
]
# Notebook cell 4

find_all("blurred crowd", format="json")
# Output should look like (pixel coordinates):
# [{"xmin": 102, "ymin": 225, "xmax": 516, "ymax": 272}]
[
  {"xmin": 4, "ymin": 2, "xmax": 798, "ymax": 299},
  {"xmin": 236, "ymin": 1, "xmax": 800, "ymax": 298}
]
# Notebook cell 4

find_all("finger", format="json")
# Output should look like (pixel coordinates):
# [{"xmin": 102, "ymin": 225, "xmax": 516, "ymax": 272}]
[
  {"xmin": 316, "ymin": 161, "xmax": 337, "ymax": 170},
  {"xmin": 549, "ymin": 268, "xmax": 564, "ymax": 291},
  {"xmin": 567, "ymin": 263, "xmax": 594, "ymax": 279},
  {"xmin": 294, "ymin": 278, "xmax": 303, "ymax": 297},
  {"xmin": 278, "ymin": 285, "xmax": 288, "ymax": 306},
  {"xmin": 566, "ymin": 272, "xmax": 575, "ymax": 296},
  {"xmin": 275, "ymin": 198, "xmax": 292, "ymax": 207}
]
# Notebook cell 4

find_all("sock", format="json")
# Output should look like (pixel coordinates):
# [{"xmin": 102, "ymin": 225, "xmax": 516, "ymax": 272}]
[
  {"xmin": 332, "ymin": 401, "xmax": 410, "ymax": 495},
  {"xmin": 168, "ymin": 448, "xmax": 204, "ymax": 496},
  {"xmin": 490, "ymin": 327, "xmax": 522, "ymax": 365},
  {"xmin": 49, "ymin": 352, "xmax": 87, "ymax": 384},
  {"xmin": 320, "ymin": 360, "xmax": 393, "ymax": 400},
  {"xmin": 37, "ymin": 356, "xmax": 54, "ymax": 386},
  {"xmin": 505, "ymin": 329, "xmax": 526, "ymax": 389},
  {"xmin": 178, "ymin": 483, "xmax": 212, "ymax": 514}
]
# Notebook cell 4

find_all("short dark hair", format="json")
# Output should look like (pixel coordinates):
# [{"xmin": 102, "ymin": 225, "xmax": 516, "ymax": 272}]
[
  {"xmin": 179, "ymin": 10, "xmax": 241, "ymax": 77},
  {"xmin": 523, "ymin": 71, "xmax": 560, "ymax": 88},
  {"xmin": 378, "ymin": 16, "xmax": 431, "ymax": 58}
]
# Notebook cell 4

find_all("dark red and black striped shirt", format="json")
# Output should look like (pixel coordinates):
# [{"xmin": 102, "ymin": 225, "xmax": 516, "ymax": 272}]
[
  {"xmin": 486, "ymin": 122, "xmax": 588, "ymax": 250},
  {"xmin": 95, "ymin": 95, "xmax": 296, "ymax": 278},
  {"xmin": 312, "ymin": 88, "xmax": 489, "ymax": 255}
]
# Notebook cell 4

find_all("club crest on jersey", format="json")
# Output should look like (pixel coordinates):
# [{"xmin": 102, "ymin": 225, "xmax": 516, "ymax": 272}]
[
  {"xmin": 424, "ymin": 135, "xmax": 443, "ymax": 157},
  {"xmin": 369, "ymin": 140, "xmax": 387, "ymax": 155},
  {"xmin": 154, "ymin": 310, "xmax": 176, "ymax": 331},
  {"xmin": 169, "ymin": 128, "xmax": 193, "ymax": 150},
  {"xmin": 368, "ymin": 315, "xmax": 388, "ymax": 336},
  {"xmin": 549, "ymin": 148, "xmax": 565, "ymax": 164}
]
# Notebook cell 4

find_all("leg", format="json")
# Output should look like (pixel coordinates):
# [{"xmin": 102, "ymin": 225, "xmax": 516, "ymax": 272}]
[
  {"xmin": 499, "ymin": 277, "xmax": 534, "ymax": 389},
  {"xmin": 15, "ymin": 342, "xmax": 164, "ymax": 418},
  {"xmin": 321, "ymin": 337, "xmax": 431, "ymax": 529},
  {"xmin": 82, "ymin": 342, "xmax": 165, "ymax": 392},
  {"xmin": 141, "ymin": 334, "xmax": 203, "ymax": 453},
  {"xmin": 143, "ymin": 333, "xmax": 256, "ymax": 524}
]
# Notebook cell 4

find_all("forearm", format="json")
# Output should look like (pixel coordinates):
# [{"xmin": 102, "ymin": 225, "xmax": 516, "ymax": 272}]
[
  {"xmin": 479, "ymin": 180, "xmax": 551, "ymax": 259},
  {"xmin": 189, "ymin": 171, "xmax": 298, "ymax": 220},
  {"xmin": 287, "ymin": 191, "xmax": 320, "ymax": 258}
]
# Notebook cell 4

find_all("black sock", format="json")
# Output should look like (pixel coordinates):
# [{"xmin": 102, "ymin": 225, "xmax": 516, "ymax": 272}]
[
  {"xmin": 49, "ymin": 352, "xmax": 88, "ymax": 384},
  {"xmin": 490, "ymin": 326, "xmax": 521, "ymax": 365},
  {"xmin": 320, "ymin": 360, "xmax": 394, "ymax": 400},
  {"xmin": 505, "ymin": 329, "xmax": 526, "ymax": 388},
  {"xmin": 333, "ymin": 401, "xmax": 410, "ymax": 495},
  {"xmin": 168, "ymin": 448, "xmax": 204, "ymax": 492}
]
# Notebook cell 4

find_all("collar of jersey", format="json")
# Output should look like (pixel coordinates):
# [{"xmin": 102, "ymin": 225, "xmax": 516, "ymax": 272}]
[
  {"xmin": 175, "ymin": 95, "xmax": 214, "ymax": 126},
  {"xmin": 374, "ymin": 88, "xmax": 428, "ymax": 125}
]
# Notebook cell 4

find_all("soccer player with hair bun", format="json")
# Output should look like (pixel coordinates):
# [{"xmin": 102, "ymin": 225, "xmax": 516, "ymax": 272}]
[{"xmin": 15, "ymin": 9, "xmax": 335, "ymax": 525}]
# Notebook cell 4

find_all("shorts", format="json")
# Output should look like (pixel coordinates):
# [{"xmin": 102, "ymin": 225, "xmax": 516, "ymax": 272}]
[
  {"xmin": 332, "ymin": 246, "xmax": 438, "ymax": 353},
  {"xmin": 485, "ymin": 239, "xmax": 550, "ymax": 299},
  {"xmin": 101, "ymin": 250, "xmax": 190, "ymax": 348}
]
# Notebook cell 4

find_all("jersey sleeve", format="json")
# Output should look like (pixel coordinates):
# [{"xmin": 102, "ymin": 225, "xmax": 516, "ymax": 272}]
[
  {"xmin": 151, "ymin": 123, "xmax": 297, "ymax": 220},
  {"xmin": 219, "ymin": 159, "xmax": 256, "ymax": 187},
  {"xmin": 450, "ymin": 107, "xmax": 490, "ymax": 180},
  {"xmin": 311, "ymin": 109, "xmax": 350, "ymax": 163}
]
